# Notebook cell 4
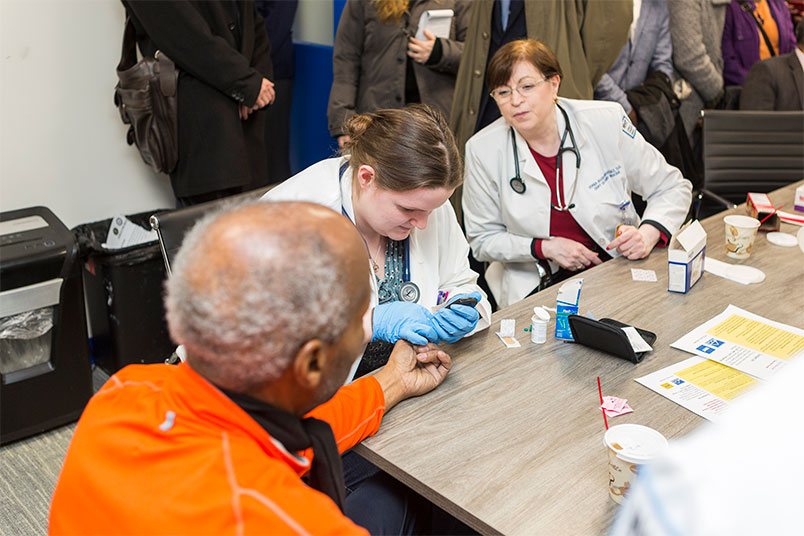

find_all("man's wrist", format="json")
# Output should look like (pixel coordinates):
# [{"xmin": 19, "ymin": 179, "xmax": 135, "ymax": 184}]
[{"xmin": 372, "ymin": 366, "xmax": 406, "ymax": 410}]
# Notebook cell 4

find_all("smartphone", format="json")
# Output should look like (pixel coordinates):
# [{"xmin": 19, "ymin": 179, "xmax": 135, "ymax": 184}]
[{"xmin": 447, "ymin": 297, "xmax": 479, "ymax": 309}]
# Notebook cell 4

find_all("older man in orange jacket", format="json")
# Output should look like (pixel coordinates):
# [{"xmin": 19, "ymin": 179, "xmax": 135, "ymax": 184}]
[{"xmin": 49, "ymin": 201, "xmax": 452, "ymax": 535}]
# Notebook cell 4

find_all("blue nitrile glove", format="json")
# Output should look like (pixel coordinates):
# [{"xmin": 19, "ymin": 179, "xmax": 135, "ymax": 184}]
[
  {"xmin": 372, "ymin": 302, "xmax": 439, "ymax": 345},
  {"xmin": 431, "ymin": 291, "xmax": 482, "ymax": 344}
]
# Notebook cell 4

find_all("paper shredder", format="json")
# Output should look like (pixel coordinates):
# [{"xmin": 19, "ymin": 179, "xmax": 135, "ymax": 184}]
[{"xmin": 0, "ymin": 207, "xmax": 93, "ymax": 444}]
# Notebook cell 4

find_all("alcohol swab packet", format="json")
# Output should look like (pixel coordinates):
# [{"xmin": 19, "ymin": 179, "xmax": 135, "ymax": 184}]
[
  {"xmin": 601, "ymin": 396, "xmax": 633, "ymax": 417},
  {"xmin": 496, "ymin": 318, "xmax": 520, "ymax": 348},
  {"xmin": 631, "ymin": 268, "xmax": 657, "ymax": 282}
]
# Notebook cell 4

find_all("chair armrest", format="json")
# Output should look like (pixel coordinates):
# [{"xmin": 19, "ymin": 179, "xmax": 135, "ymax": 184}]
[{"xmin": 698, "ymin": 188, "xmax": 736, "ymax": 209}]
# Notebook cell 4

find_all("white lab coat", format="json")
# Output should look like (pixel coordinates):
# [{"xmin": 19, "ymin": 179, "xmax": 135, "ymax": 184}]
[
  {"xmin": 463, "ymin": 98, "xmax": 692, "ymax": 307},
  {"xmin": 262, "ymin": 157, "xmax": 492, "ymax": 333}
]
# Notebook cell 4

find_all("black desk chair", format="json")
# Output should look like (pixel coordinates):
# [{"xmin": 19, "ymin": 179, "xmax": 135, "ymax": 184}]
[
  {"xmin": 702, "ymin": 110, "xmax": 804, "ymax": 210},
  {"xmin": 149, "ymin": 186, "xmax": 272, "ymax": 275},
  {"xmin": 149, "ymin": 187, "xmax": 272, "ymax": 363}
]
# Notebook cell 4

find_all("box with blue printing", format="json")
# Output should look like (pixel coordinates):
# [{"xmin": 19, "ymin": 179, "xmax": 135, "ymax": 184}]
[{"xmin": 555, "ymin": 278, "xmax": 583, "ymax": 340}]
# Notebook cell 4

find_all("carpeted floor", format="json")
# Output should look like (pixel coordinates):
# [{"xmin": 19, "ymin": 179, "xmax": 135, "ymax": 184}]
[{"xmin": 1, "ymin": 368, "xmax": 109, "ymax": 535}]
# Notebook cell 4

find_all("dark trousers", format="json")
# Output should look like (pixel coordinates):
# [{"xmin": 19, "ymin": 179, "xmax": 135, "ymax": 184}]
[
  {"xmin": 343, "ymin": 451, "xmax": 478, "ymax": 535},
  {"xmin": 259, "ymin": 78, "xmax": 293, "ymax": 187}
]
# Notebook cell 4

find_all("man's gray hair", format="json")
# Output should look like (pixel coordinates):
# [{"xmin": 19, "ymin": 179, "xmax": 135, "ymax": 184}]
[{"xmin": 164, "ymin": 201, "xmax": 352, "ymax": 392}]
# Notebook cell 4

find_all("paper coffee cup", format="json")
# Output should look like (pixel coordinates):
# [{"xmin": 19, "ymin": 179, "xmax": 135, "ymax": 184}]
[
  {"xmin": 603, "ymin": 424, "xmax": 668, "ymax": 504},
  {"xmin": 724, "ymin": 215, "xmax": 760, "ymax": 259}
]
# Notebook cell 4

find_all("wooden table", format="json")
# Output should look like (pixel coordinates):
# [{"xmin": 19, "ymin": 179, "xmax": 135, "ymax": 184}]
[{"xmin": 355, "ymin": 182, "xmax": 804, "ymax": 535}]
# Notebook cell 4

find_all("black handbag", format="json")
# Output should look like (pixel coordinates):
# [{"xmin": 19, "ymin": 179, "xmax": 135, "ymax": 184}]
[{"xmin": 114, "ymin": 17, "xmax": 179, "ymax": 175}]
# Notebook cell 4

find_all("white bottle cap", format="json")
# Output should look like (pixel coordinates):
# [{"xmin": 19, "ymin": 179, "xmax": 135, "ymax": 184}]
[{"xmin": 532, "ymin": 307, "xmax": 550, "ymax": 321}]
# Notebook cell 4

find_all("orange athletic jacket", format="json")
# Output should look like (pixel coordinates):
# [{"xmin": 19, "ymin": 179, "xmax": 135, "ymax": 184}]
[{"xmin": 49, "ymin": 362, "xmax": 387, "ymax": 535}]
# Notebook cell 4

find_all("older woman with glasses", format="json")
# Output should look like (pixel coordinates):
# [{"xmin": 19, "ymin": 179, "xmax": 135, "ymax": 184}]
[{"xmin": 462, "ymin": 39, "xmax": 692, "ymax": 308}]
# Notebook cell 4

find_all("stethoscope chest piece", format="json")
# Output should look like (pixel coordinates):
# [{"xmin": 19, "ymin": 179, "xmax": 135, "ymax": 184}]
[
  {"xmin": 510, "ymin": 177, "xmax": 526, "ymax": 194},
  {"xmin": 399, "ymin": 281, "xmax": 421, "ymax": 303}
]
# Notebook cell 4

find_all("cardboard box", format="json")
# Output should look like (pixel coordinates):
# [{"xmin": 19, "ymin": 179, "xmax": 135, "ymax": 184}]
[
  {"xmin": 555, "ymin": 278, "xmax": 583, "ymax": 340},
  {"xmin": 668, "ymin": 220, "xmax": 706, "ymax": 294},
  {"xmin": 746, "ymin": 192, "xmax": 780, "ymax": 231},
  {"xmin": 795, "ymin": 185, "xmax": 804, "ymax": 213}
]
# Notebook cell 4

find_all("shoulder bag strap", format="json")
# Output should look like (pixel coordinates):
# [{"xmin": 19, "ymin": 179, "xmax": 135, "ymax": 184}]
[
  {"xmin": 117, "ymin": 16, "xmax": 139, "ymax": 72},
  {"xmin": 737, "ymin": 0, "xmax": 777, "ymax": 57}
]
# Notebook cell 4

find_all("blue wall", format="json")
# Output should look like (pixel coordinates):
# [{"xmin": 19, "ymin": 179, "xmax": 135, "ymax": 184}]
[{"xmin": 287, "ymin": 1, "xmax": 348, "ymax": 175}]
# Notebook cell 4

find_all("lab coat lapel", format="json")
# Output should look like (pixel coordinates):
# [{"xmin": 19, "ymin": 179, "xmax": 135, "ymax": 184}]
[{"xmin": 339, "ymin": 158, "xmax": 356, "ymax": 223}]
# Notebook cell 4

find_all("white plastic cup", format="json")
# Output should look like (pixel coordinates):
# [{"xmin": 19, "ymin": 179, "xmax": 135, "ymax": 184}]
[
  {"xmin": 724, "ymin": 215, "xmax": 760, "ymax": 259},
  {"xmin": 603, "ymin": 424, "xmax": 668, "ymax": 504},
  {"xmin": 530, "ymin": 307, "xmax": 549, "ymax": 344}
]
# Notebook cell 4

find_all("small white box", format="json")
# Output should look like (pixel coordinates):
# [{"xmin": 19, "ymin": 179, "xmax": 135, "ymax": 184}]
[
  {"xmin": 795, "ymin": 185, "xmax": 804, "ymax": 213},
  {"xmin": 668, "ymin": 220, "xmax": 707, "ymax": 294}
]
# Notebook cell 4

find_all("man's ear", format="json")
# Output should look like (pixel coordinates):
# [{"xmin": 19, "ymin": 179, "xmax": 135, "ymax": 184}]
[
  {"xmin": 293, "ymin": 339, "xmax": 328, "ymax": 390},
  {"xmin": 356, "ymin": 165, "xmax": 376, "ymax": 190}
]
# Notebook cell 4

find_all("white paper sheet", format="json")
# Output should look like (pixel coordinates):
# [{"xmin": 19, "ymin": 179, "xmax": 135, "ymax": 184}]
[
  {"xmin": 670, "ymin": 305, "xmax": 804, "ymax": 381},
  {"xmin": 635, "ymin": 356, "xmax": 757, "ymax": 421}
]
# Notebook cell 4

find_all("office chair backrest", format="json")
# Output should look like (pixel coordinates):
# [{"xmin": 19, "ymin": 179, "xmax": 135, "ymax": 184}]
[
  {"xmin": 149, "ymin": 187, "xmax": 272, "ymax": 274},
  {"xmin": 702, "ymin": 110, "xmax": 804, "ymax": 205}
]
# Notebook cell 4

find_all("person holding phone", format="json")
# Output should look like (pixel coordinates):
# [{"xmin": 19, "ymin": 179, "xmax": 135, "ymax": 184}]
[{"xmin": 264, "ymin": 105, "xmax": 490, "ymax": 379}]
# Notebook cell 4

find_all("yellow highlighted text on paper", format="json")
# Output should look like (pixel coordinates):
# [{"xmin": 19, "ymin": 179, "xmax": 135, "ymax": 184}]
[
  {"xmin": 708, "ymin": 314, "xmax": 804, "ymax": 359},
  {"xmin": 676, "ymin": 359, "xmax": 756, "ymax": 401}
]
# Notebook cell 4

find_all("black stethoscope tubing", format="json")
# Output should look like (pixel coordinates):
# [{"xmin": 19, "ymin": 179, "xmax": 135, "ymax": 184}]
[
  {"xmin": 509, "ymin": 103, "xmax": 581, "ymax": 212},
  {"xmin": 338, "ymin": 161, "xmax": 420, "ymax": 302}
]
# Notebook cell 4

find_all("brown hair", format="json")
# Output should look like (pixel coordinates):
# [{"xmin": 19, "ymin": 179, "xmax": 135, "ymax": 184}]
[
  {"xmin": 486, "ymin": 39, "xmax": 563, "ymax": 92},
  {"xmin": 342, "ymin": 104, "xmax": 462, "ymax": 192},
  {"xmin": 372, "ymin": 0, "xmax": 410, "ymax": 24}
]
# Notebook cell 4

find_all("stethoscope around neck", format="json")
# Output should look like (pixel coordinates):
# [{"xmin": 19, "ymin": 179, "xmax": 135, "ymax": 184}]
[
  {"xmin": 509, "ymin": 103, "xmax": 582, "ymax": 212},
  {"xmin": 338, "ymin": 161, "xmax": 421, "ymax": 303}
]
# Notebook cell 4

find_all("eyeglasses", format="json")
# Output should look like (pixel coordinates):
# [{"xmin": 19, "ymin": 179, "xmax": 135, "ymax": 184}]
[{"xmin": 490, "ymin": 77, "xmax": 548, "ymax": 103}]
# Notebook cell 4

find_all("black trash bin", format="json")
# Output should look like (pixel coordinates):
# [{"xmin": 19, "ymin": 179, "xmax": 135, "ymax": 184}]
[{"xmin": 73, "ymin": 211, "xmax": 174, "ymax": 374}]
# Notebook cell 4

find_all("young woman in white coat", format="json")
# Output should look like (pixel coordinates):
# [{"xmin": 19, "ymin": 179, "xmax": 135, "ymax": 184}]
[
  {"xmin": 264, "ymin": 104, "xmax": 490, "ymax": 378},
  {"xmin": 463, "ymin": 40, "xmax": 692, "ymax": 308}
]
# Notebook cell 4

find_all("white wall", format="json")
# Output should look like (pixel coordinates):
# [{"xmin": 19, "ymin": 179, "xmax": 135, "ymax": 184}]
[
  {"xmin": 0, "ymin": 0, "xmax": 174, "ymax": 229},
  {"xmin": 0, "ymin": 0, "xmax": 336, "ymax": 230}
]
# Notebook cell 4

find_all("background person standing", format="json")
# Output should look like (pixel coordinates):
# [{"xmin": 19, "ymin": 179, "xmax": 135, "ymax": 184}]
[{"xmin": 123, "ymin": 0, "xmax": 275, "ymax": 206}]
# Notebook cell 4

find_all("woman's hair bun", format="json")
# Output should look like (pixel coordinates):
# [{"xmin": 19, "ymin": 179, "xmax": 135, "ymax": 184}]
[{"xmin": 344, "ymin": 114, "xmax": 372, "ymax": 142}]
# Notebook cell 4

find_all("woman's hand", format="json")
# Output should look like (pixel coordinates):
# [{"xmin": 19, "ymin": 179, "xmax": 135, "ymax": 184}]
[
  {"xmin": 606, "ymin": 225, "xmax": 660, "ymax": 260},
  {"xmin": 407, "ymin": 29, "xmax": 436, "ymax": 63},
  {"xmin": 541, "ymin": 237, "xmax": 602, "ymax": 271}
]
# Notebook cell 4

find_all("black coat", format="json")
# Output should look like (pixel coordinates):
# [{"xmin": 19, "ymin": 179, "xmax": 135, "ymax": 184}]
[
  {"xmin": 627, "ymin": 71, "xmax": 700, "ymax": 189},
  {"xmin": 123, "ymin": 0, "xmax": 273, "ymax": 197},
  {"xmin": 740, "ymin": 52, "xmax": 804, "ymax": 111}
]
